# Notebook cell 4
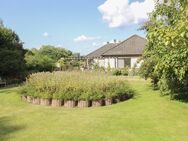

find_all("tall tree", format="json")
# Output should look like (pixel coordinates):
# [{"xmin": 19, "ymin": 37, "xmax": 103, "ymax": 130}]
[
  {"xmin": 0, "ymin": 24, "xmax": 26, "ymax": 80},
  {"xmin": 140, "ymin": 0, "xmax": 188, "ymax": 99}
]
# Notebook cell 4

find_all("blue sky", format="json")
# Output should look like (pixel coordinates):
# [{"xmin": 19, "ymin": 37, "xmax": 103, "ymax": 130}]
[{"xmin": 0, "ymin": 0, "xmax": 154, "ymax": 55}]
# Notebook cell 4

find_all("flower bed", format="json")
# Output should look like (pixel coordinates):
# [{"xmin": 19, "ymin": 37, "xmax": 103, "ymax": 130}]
[{"xmin": 20, "ymin": 71, "xmax": 134, "ymax": 108}]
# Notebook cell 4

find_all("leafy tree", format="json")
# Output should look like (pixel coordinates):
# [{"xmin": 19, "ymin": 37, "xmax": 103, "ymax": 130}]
[
  {"xmin": 38, "ymin": 45, "xmax": 72, "ymax": 61},
  {"xmin": 25, "ymin": 45, "xmax": 72, "ymax": 72},
  {"xmin": 140, "ymin": 0, "xmax": 188, "ymax": 99},
  {"xmin": 0, "ymin": 25, "xmax": 26, "ymax": 80}
]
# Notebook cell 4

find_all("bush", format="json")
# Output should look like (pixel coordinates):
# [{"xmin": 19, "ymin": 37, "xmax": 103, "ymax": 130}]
[
  {"xmin": 20, "ymin": 71, "xmax": 134, "ymax": 101},
  {"xmin": 112, "ymin": 69, "xmax": 122, "ymax": 76},
  {"xmin": 121, "ymin": 67, "xmax": 129, "ymax": 76}
]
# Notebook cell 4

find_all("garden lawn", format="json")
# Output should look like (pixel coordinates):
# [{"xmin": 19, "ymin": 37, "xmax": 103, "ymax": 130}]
[{"xmin": 0, "ymin": 77, "xmax": 188, "ymax": 141}]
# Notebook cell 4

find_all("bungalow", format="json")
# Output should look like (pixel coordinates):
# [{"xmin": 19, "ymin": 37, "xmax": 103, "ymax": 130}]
[{"xmin": 86, "ymin": 35, "xmax": 146, "ymax": 69}]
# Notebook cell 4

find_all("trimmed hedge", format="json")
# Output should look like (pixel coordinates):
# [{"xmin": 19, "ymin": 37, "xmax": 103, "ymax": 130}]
[{"xmin": 20, "ymin": 71, "xmax": 134, "ymax": 107}]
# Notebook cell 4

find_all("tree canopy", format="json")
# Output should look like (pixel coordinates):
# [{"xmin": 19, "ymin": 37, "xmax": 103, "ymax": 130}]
[
  {"xmin": 25, "ymin": 45, "xmax": 72, "ymax": 72},
  {"xmin": 0, "ymin": 24, "xmax": 26, "ymax": 80},
  {"xmin": 140, "ymin": 0, "xmax": 188, "ymax": 100}
]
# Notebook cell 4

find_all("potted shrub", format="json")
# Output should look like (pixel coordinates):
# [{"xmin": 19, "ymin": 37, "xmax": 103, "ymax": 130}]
[
  {"xmin": 63, "ymin": 86, "xmax": 79, "ymax": 108},
  {"xmin": 26, "ymin": 95, "xmax": 33, "ymax": 103},
  {"xmin": 31, "ymin": 92, "xmax": 40, "ymax": 105},
  {"xmin": 105, "ymin": 91, "xmax": 116, "ymax": 106},
  {"xmin": 51, "ymin": 92, "xmax": 63, "ymax": 107},
  {"xmin": 39, "ymin": 93, "xmax": 52, "ymax": 106},
  {"xmin": 78, "ymin": 91, "xmax": 92, "ymax": 108},
  {"xmin": 19, "ymin": 86, "xmax": 32, "ymax": 102},
  {"xmin": 21, "ymin": 95, "xmax": 27, "ymax": 101},
  {"xmin": 32, "ymin": 97, "xmax": 40, "ymax": 105},
  {"xmin": 91, "ymin": 90, "xmax": 104, "ymax": 107}
]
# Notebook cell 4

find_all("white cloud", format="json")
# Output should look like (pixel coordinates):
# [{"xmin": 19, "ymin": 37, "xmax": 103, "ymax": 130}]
[
  {"xmin": 92, "ymin": 42, "xmax": 98, "ymax": 47},
  {"xmin": 98, "ymin": 0, "xmax": 155, "ymax": 28},
  {"xmin": 74, "ymin": 35, "xmax": 100, "ymax": 43},
  {"xmin": 42, "ymin": 32, "xmax": 49, "ymax": 37}
]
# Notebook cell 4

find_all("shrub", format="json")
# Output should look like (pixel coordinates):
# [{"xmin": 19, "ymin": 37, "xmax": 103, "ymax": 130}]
[
  {"xmin": 121, "ymin": 67, "xmax": 129, "ymax": 76},
  {"xmin": 20, "ymin": 71, "xmax": 134, "ymax": 101},
  {"xmin": 112, "ymin": 69, "xmax": 122, "ymax": 76}
]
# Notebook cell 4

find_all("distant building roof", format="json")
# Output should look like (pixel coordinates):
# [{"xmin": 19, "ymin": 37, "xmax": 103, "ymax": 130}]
[
  {"xmin": 86, "ymin": 35, "xmax": 146, "ymax": 58},
  {"xmin": 102, "ymin": 35, "xmax": 146, "ymax": 56},
  {"xmin": 86, "ymin": 43, "xmax": 118, "ymax": 58}
]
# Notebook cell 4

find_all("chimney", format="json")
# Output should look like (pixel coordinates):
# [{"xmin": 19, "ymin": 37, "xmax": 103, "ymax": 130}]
[{"xmin": 114, "ymin": 39, "xmax": 117, "ymax": 43}]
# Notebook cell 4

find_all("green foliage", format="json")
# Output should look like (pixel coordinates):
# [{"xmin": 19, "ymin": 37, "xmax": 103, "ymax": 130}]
[
  {"xmin": 25, "ymin": 45, "xmax": 72, "ymax": 72},
  {"xmin": 112, "ymin": 67, "xmax": 129, "ymax": 76},
  {"xmin": 112, "ymin": 69, "xmax": 122, "ymax": 76},
  {"xmin": 20, "ymin": 72, "xmax": 133, "ymax": 100},
  {"xmin": 121, "ymin": 67, "xmax": 129, "ymax": 76},
  {"xmin": 107, "ymin": 62, "xmax": 111, "ymax": 72},
  {"xmin": 140, "ymin": 0, "xmax": 188, "ymax": 98},
  {"xmin": 93, "ymin": 61, "xmax": 100, "ymax": 70},
  {"xmin": 38, "ymin": 45, "xmax": 72, "ymax": 60},
  {"xmin": 2, "ymin": 79, "xmax": 188, "ymax": 141},
  {"xmin": 0, "ymin": 25, "xmax": 26, "ymax": 80}
]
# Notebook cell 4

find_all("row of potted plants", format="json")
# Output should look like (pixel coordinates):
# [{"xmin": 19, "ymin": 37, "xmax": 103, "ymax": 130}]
[
  {"xmin": 21, "ymin": 93, "xmax": 133, "ymax": 108},
  {"xmin": 19, "ymin": 71, "xmax": 134, "ymax": 108}
]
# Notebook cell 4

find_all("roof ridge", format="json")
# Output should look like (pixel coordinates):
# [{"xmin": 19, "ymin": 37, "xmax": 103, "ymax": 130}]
[
  {"xmin": 86, "ymin": 43, "xmax": 116, "ymax": 58},
  {"xmin": 99, "ymin": 42, "xmax": 120, "ymax": 56},
  {"xmin": 102, "ymin": 35, "xmax": 136, "ymax": 55}
]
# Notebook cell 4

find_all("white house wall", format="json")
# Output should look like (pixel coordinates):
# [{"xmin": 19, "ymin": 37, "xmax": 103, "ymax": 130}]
[
  {"xmin": 92, "ymin": 57, "xmax": 141, "ymax": 69},
  {"xmin": 104, "ymin": 58, "xmax": 108, "ymax": 68},
  {"xmin": 93, "ymin": 59, "xmax": 104, "ymax": 67},
  {"xmin": 109, "ymin": 58, "xmax": 115, "ymax": 68},
  {"xmin": 131, "ymin": 57, "xmax": 142, "ymax": 68}
]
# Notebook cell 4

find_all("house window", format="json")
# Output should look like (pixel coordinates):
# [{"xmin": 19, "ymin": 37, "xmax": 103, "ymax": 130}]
[
  {"xmin": 124, "ymin": 58, "xmax": 131, "ymax": 67},
  {"xmin": 117, "ymin": 58, "xmax": 131, "ymax": 68},
  {"xmin": 117, "ymin": 59, "xmax": 125, "ymax": 68}
]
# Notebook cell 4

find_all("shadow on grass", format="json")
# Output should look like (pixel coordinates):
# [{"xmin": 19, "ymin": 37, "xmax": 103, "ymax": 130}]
[{"xmin": 0, "ymin": 117, "xmax": 25, "ymax": 141}]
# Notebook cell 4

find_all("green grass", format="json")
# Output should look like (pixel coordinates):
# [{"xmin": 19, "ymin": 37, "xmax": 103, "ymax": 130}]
[{"xmin": 0, "ymin": 77, "xmax": 188, "ymax": 141}]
